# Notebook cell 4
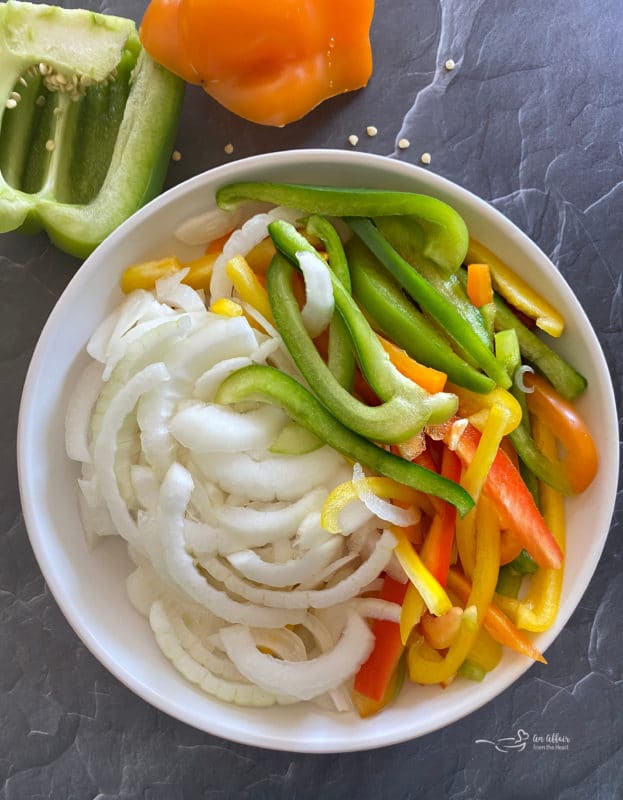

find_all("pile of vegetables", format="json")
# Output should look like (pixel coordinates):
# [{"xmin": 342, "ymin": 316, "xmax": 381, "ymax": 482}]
[{"xmin": 66, "ymin": 181, "xmax": 597, "ymax": 716}]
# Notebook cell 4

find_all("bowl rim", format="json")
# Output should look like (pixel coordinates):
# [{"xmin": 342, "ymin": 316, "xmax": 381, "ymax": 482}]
[{"xmin": 17, "ymin": 148, "xmax": 620, "ymax": 752}]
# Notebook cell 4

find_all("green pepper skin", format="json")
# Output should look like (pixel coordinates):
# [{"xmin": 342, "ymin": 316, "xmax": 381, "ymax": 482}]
[
  {"xmin": 216, "ymin": 181, "xmax": 469, "ymax": 273},
  {"xmin": 0, "ymin": 3, "xmax": 184, "ymax": 258},
  {"xmin": 347, "ymin": 237, "xmax": 495, "ymax": 394},
  {"xmin": 305, "ymin": 215, "xmax": 355, "ymax": 390},
  {"xmin": 215, "ymin": 364, "xmax": 474, "ymax": 517},
  {"xmin": 347, "ymin": 218, "xmax": 512, "ymax": 389}
]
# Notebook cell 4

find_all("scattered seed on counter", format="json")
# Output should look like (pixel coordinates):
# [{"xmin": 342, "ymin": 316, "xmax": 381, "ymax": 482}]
[
  {"xmin": 444, "ymin": 58, "xmax": 456, "ymax": 71},
  {"xmin": 366, "ymin": 125, "xmax": 378, "ymax": 137},
  {"xmin": 398, "ymin": 138, "xmax": 410, "ymax": 150},
  {"xmin": 45, "ymin": 139, "xmax": 55, "ymax": 152},
  {"xmin": 420, "ymin": 152, "xmax": 432, "ymax": 165},
  {"xmin": 172, "ymin": 150, "xmax": 182, "ymax": 162},
  {"xmin": 348, "ymin": 134, "xmax": 359, "ymax": 146},
  {"xmin": 224, "ymin": 143, "xmax": 234, "ymax": 155}
]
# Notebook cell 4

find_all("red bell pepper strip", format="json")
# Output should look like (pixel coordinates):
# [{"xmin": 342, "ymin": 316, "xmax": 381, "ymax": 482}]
[
  {"xmin": 353, "ymin": 575, "xmax": 408, "ymax": 702},
  {"xmin": 446, "ymin": 422, "xmax": 562, "ymax": 570},
  {"xmin": 419, "ymin": 447, "xmax": 461, "ymax": 585}
]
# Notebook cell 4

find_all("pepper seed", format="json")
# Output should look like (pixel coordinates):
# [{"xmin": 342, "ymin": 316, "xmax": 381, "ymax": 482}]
[{"xmin": 45, "ymin": 139, "xmax": 55, "ymax": 152}]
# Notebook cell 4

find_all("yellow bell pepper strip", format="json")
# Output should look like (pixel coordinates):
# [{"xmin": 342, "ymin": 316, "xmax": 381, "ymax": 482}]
[
  {"xmin": 215, "ymin": 364, "xmax": 475, "ymax": 515},
  {"xmin": 400, "ymin": 585, "xmax": 427, "ymax": 645},
  {"xmin": 377, "ymin": 334, "xmax": 448, "ymax": 394},
  {"xmin": 524, "ymin": 372, "xmax": 598, "ymax": 494},
  {"xmin": 468, "ymin": 627, "xmax": 503, "ymax": 672},
  {"xmin": 419, "ymin": 446, "xmax": 461, "ymax": 585},
  {"xmin": 446, "ymin": 421, "xmax": 563, "ymax": 570},
  {"xmin": 466, "ymin": 238, "xmax": 565, "ymax": 337},
  {"xmin": 320, "ymin": 477, "xmax": 427, "ymax": 534},
  {"xmin": 353, "ymin": 576, "xmax": 408, "ymax": 702},
  {"xmin": 467, "ymin": 263, "xmax": 493, "ymax": 308},
  {"xmin": 209, "ymin": 298, "xmax": 243, "ymax": 317},
  {"xmin": 448, "ymin": 381, "xmax": 521, "ymax": 436},
  {"xmin": 266, "ymin": 231, "xmax": 458, "ymax": 443},
  {"xmin": 495, "ymin": 418, "xmax": 566, "ymax": 632},
  {"xmin": 392, "ymin": 526, "xmax": 453, "ymax": 617},
  {"xmin": 347, "ymin": 218, "xmax": 512, "ymax": 389},
  {"xmin": 455, "ymin": 404, "xmax": 511, "ymax": 577},
  {"xmin": 245, "ymin": 237, "xmax": 277, "ymax": 273},
  {"xmin": 347, "ymin": 237, "xmax": 494, "ymax": 393},
  {"xmin": 0, "ymin": 2, "xmax": 183, "ymax": 258},
  {"xmin": 217, "ymin": 182, "xmax": 469, "ymax": 273},
  {"xmin": 225, "ymin": 254, "xmax": 274, "ymax": 325},
  {"xmin": 408, "ymin": 497, "xmax": 500, "ymax": 684},
  {"xmin": 305, "ymin": 215, "xmax": 355, "ymax": 390},
  {"xmin": 120, "ymin": 252, "xmax": 218, "ymax": 293}
]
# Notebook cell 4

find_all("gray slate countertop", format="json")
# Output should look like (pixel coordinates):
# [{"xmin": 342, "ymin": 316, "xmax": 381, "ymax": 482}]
[{"xmin": 2, "ymin": 0, "xmax": 622, "ymax": 797}]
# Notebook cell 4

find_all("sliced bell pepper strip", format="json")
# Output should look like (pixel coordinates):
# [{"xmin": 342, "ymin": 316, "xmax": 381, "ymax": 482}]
[
  {"xmin": 215, "ymin": 364, "xmax": 475, "ymax": 515},
  {"xmin": 524, "ymin": 372, "xmax": 598, "ymax": 494},
  {"xmin": 0, "ymin": 1, "xmax": 183, "ymax": 258},
  {"xmin": 467, "ymin": 263, "xmax": 493, "ymax": 308},
  {"xmin": 226, "ymin": 254, "xmax": 274, "ymax": 324},
  {"xmin": 209, "ymin": 297, "xmax": 243, "ymax": 317},
  {"xmin": 347, "ymin": 237, "xmax": 494, "ymax": 393},
  {"xmin": 446, "ymin": 568, "xmax": 546, "ymax": 663},
  {"xmin": 392, "ymin": 526, "xmax": 453, "ymax": 617},
  {"xmin": 347, "ymin": 218, "xmax": 512, "ymax": 389},
  {"xmin": 120, "ymin": 253, "xmax": 217, "ymax": 293},
  {"xmin": 419, "ymin": 446, "xmax": 461, "ymax": 585},
  {"xmin": 216, "ymin": 181, "xmax": 469, "ymax": 273},
  {"xmin": 447, "ymin": 421, "xmax": 563, "ymax": 570},
  {"xmin": 467, "ymin": 627, "xmax": 503, "ymax": 672},
  {"xmin": 267, "ymin": 228, "xmax": 458, "ymax": 442},
  {"xmin": 377, "ymin": 334, "xmax": 447, "ymax": 394},
  {"xmin": 457, "ymin": 659, "xmax": 486, "ymax": 682},
  {"xmin": 407, "ymin": 497, "xmax": 500, "ymax": 684},
  {"xmin": 448, "ymin": 382, "xmax": 521, "ymax": 436},
  {"xmin": 320, "ymin": 476, "xmax": 427, "ymax": 534},
  {"xmin": 305, "ymin": 215, "xmax": 355, "ymax": 390},
  {"xmin": 466, "ymin": 238, "xmax": 565, "ymax": 337},
  {"xmin": 353, "ymin": 575, "xmax": 408, "ymax": 703},
  {"xmin": 353, "ymin": 657, "xmax": 406, "ymax": 718},
  {"xmin": 400, "ymin": 585, "xmax": 427, "ymax": 645},
  {"xmin": 373, "ymin": 216, "xmax": 493, "ymax": 352}
]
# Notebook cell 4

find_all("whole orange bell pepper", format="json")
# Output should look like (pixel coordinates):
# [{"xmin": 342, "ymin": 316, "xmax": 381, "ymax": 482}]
[{"xmin": 140, "ymin": 0, "xmax": 374, "ymax": 126}]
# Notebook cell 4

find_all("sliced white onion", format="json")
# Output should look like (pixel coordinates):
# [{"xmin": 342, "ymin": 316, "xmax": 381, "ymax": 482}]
[
  {"xmin": 87, "ymin": 290, "xmax": 157, "ymax": 364},
  {"xmin": 137, "ymin": 379, "xmax": 187, "ymax": 479},
  {"xmin": 514, "ymin": 364, "xmax": 535, "ymax": 393},
  {"xmin": 295, "ymin": 511, "xmax": 333, "ymax": 550},
  {"xmin": 126, "ymin": 563, "xmax": 169, "ymax": 617},
  {"xmin": 130, "ymin": 465, "xmax": 160, "ymax": 511},
  {"xmin": 345, "ymin": 597, "xmax": 402, "ymax": 622},
  {"xmin": 195, "ymin": 446, "xmax": 346, "ymax": 502},
  {"xmin": 193, "ymin": 356, "xmax": 253, "ymax": 401},
  {"xmin": 65, "ymin": 361, "xmax": 104, "ymax": 463},
  {"xmin": 201, "ymin": 529, "xmax": 396, "ymax": 609},
  {"xmin": 183, "ymin": 519, "xmax": 219, "ymax": 556},
  {"xmin": 448, "ymin": 418, "xmax": 469, "ymax": 451},
  {"xmin": 297, "ymin": 250, "xmax": 335, "ymax": 338},
  {"xmin": 174, "ymin": 206, "xmax": 241, "ymax": 246},
  {"xmin": 156, "ymin": 269, "xmax": 207, "ymax": 314},
  {"xmin": 156, "ymin": 463, "xmax": 305, "ymax": 627},
  {"xmin": 220, "ymin": 611, "xmax": 374, "ymax": 701},
  {"xmin": 150, "ymin": 601, "xmax": 294, "ymax": 706},
  {"xmin": 226, "ymin": 537, "xmax": 342, "ymax": 588},
  {"xmin": 170, "ymin": 403, "xmax": 287, "ymax": 453},
  {"xmin": 93, "ymin": 362, "xmax": 170, "ymax": 549},
  {"xmin": 237, "ymin": 301, "xmax": 281, "ymax": 339},
  {"xmin": 352, "ymin": 463, "xmax": 421, "ymax": 528},
  {"xmin": 210, "ymin": 206, "xmax": 302, "ymax": 300}
]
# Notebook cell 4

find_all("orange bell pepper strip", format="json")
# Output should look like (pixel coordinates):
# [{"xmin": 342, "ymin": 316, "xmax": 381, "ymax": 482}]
[
  {"xmin": 499, "ymin": 529, "xmax": 523, "ymax": 565},
  {"xmin": 407, "ymin": 496, "xmax": 500, "ymax": 684},
  {"xmin": 466, "ymin": 238, "xmax": 565, "ymax": 337},
  {"xmin": 524, "ymin": 372, "xmax": 598, "ymax": 494},
  {"xmin": 419, "ymin": 447, "xmax": 461, "ymax": 585},
  {"xmin": 467, "ymin": 263, "xmax": 493, "ymax": 308},
  {"xmin": 447, "ymin": 421, "xmax": 563, "ymax": 570},
  {"xmin": 377, "ymin": 334, "xmax": 448, "ymax": 394},
  {"xmin": 140, "ymin": 0, "xmax": 374, "ymax": 127},
  {"xmin": 446, "ymin": 568, "xmax": 546, "ymax": 663},
  {"xmin": 353, "ymin": 575, "xmax": 408, "ymax": 703}
]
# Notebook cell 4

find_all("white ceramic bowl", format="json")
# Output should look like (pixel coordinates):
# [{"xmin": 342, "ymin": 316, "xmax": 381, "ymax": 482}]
[{"xmin": 17, "ymin": 150, "xmax": 618, "ymax": 752}]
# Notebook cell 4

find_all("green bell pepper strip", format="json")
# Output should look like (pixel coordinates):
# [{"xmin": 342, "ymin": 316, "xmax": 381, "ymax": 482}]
[
  {"xmin": 214, "ymin": 364, "xmax": 474, "ymax": 516},
  {"xmin": 0, "ymin": 1, "xmax": 184, "ymax": 258},
  {"xmin": 347, "ymin": 237, "xmax": 495, "ymax": 394},
  {"xmin": 266, "ymin": 245, "xmax": 457, "ymax": 443},
  {"xmin": 509, "ymin": 548, "xmax": 538, "ymax": 576},
  {"xmin": 374, "ymin": 216, "xmax": 492, "ymax": 350},
  {"xmin": 216, "ymin": 181, "xmax": 469, "ymax": 273},
  {"xmin": 304, "ymin": 215, "xmax": 355, "ymax": 389},
  {"xmin": 495, "ymin": 564, "xmax": 523, "ymax": 598},
  {"xmin": 347, "ymin": 218, "xmax": 512, "ymax": 389}
]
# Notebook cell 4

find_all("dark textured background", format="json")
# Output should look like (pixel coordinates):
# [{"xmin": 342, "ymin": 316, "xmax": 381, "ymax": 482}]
[{"xmin": 2, "ymin": 1, "xmax": 622, "ymax": 797}]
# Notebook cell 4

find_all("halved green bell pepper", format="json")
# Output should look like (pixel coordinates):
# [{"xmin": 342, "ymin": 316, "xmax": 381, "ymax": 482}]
[{"xmin": 0, "ymin": 1, "xmax": 184, "ymax": 258}]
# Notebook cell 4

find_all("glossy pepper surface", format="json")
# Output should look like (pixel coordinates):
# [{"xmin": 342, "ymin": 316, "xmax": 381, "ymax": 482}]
[
  {"xmin": 0, "ymin": 1, "xmax": 184, "ymax": 258},
  {"xmin": 140, "ymin": 0, "xmax": 374, "ymax": 126}
]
